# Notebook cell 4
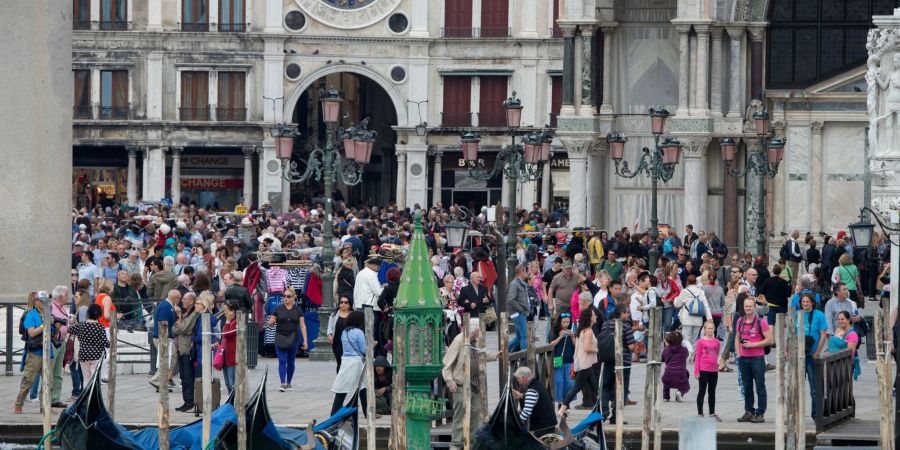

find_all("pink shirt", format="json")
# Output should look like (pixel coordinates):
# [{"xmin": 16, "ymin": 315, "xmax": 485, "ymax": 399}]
[
  {"xmin": 693, "ymin": 337, "xmax": 721, "ymax": 377},
  {"xmin": 736, "ymin": 315, "xmax": 770, "ymax": 358}
]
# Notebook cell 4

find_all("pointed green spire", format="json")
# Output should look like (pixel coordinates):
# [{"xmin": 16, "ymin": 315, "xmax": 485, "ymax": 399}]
[{"xmin": 395, "ymin": 211, "xmax": 442, "ymax": 310}]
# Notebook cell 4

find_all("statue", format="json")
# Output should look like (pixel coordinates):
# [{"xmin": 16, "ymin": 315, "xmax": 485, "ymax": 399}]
[
  {"xmin": 742, "ymin": 99, "xmax": 764, "ymax": 134},
  {"xmin": 867, "ymin": 27, "xmax": 900, "ymax": 159}
]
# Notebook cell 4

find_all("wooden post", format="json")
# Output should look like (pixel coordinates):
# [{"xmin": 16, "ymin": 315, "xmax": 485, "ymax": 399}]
[
  {"xmin": 796, "ymin": 310, "xmax": 806, "ymax": 450},
  {"xmin": 236, "ymin": 311, "xmax": 247, "ymax": 450},
  {"xmin": 652, "ymin": 309, "xmax": 662, "ymax": 450},
  {"xmin": 526, "ymin": 320, "xmax": 536, "ymax": 372},
  {"xmin": 774, "ymin": 313, "xmax": 785, "ymax": 450},
  {"xmin": 201, "ymin": 312, "xmax": 212, "ymax": 448},
  {"xmin": 158, "ymin": 321, "xmax": 170, "ymax": 450},
  {"xmin": 41, "ymin": 297, "xmax": 52, "ymax": 436},
  {"xmin": 498, "ymin": 312, "xmax": 510, "ymax": 388},
  {"xmin": 109, "ymin": 315, "xmax": 118, "ymax": 419},
  {"xmin": 614, "ymin": 319, "xmax": 624, "ymax": 450},
  {"xmin": 364, "ymin": 307, "xmax": 377, "ymax": 450},
  {"xmin": 876, "ymin": 310, "xmax": 893, "ymax": 450},
  {"xmin": 785, "ymin": 310, "xmax": 796, "ymax": 450},
  {"xmin": 641, "ymin": 307, "xmax": 656, "ymax": 450},
  {"xmin": 478, "ymin": 314, "xmax": 488, "ymax": 424},
  {"xmin": 462, "ymin": 312, "xmax": 472, "ymax": 449}
]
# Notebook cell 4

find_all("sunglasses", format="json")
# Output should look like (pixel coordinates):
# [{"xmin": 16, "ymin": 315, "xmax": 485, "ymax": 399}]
[
  {"xmin": 560, "ymin": 313, "xmax": 571, "ymax": 318},
  {"xmin": 284, "ymin": 295, "xmax": 296, "ymax": 299}
]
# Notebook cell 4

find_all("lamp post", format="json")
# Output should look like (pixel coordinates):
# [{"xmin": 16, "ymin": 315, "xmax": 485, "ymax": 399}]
[
  {"xmin": 720, "ymin": 111, "xmax": 786, "ymax": 257},
  {"xmin": 607, "ymin": 108, "xmax": 683, "ymax": 275},
  {"xmin": 459, "ymin": 92, "xmax": 553, "ymax": 313},
  {"xmin": 277, "ymin": 87, "xmax": 376, "ymax": 361}
]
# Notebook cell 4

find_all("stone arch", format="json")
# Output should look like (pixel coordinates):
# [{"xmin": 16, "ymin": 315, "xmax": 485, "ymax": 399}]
[{"xmin": 282, "ymin": 64, "xmax": 408, "ymax": 126}]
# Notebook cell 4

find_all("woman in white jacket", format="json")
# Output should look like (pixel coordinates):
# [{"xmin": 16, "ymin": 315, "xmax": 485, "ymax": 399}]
[{"xmin": 673, "ymin": 274, "xmax": 713, "ymax": 347}]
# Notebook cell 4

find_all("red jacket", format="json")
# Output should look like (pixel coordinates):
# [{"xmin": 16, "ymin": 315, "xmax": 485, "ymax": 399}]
[{"xmin": 221, "ymin": 319, "xmax": 237, "ymax": 367}]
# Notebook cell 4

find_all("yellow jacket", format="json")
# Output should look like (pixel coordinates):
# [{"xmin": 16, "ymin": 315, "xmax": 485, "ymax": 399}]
[{"xmin": 587, "ymin": 237, "xmax": 604, "ymax": 265}]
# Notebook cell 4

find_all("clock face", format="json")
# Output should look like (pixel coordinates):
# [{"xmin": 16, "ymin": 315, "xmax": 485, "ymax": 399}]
[
  {"xmin": 296, "ymin": 0, "xmax": 400, "ymax": 29},
  {"xmin": 319, "ymin": 0, "xmax": 375, "ymax": 10}
]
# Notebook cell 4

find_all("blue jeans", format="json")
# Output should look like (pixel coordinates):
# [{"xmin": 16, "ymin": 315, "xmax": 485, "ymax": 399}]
[
  {"xmin": 738, "ymin": 356, "xmax": 767, "ymax": 415},
  {"xmin": 553, "ymin": 363, "xmax": 575, "ymax": 403},
  {"xmin": 806, "ymin": 357, "xmax": 817, "ymax": 419},
  {"xmin": 661, "ymin": 307, "xmax": 675, "ymax": 335},
  {"xmin": 29, "ymin": 373, "xmax": 41, "ymax": 399},
  {"xmin": 276, "ymin": 337, "xmax": 300, "ymax": 384},
  {"xmin": 70, "ymin": 361, "xmax": 83, "ymax": 397},
  {"xmin": 508, "ymin": 314, "xmax": 528, "ymax": 352},
  {"xmin": 223, "ymin": 366, "xmax": 235, "ymax": 395}
]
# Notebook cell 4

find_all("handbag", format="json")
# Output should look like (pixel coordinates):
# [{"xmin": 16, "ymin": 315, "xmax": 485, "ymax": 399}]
[
  {"xmin": 213, "ymin": 346, "xmax": 225, "ymax": 370},
  {"xmin": 63, "ymin": 335, "xmax": 76, "ymax": 366},
  {"xmin": 275, "ymin": 331, "xmax": 298, "ymax": 351},
  {"xmin": 483, "ymin": 305, "xmax": 497, "ymax": 325},
  {"xmin": 553, "ymin": 335, "xmax": 567, "ymax": 369}
]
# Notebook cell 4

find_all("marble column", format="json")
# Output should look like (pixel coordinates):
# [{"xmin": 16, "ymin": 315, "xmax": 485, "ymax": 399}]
[
  {"xmin": 695, "ymin": 24, "xmax": 710, "ymax": 116},
  {"xmin": 561, "ymin": 137, "xmax": 591, "ymax": 227},
  {"xmin": 432, "ymin": 150, "xmax": 442, "ymax": 206},
  {"xmin": 726, "ymin": 27, "xmax": 745, "ymax": 118},
  {"xmin": 141, "ymin": 147, "xmax": 149, "ymax": 201},
  {"xmin": 242, "ymin": 147, "xmax": 255, "ymax": 207},
  {"xmin": 710, "ymin": 27, "xmax": 724, "ymax": 117},
  {"xmin": 676, "ymin": 25, "xmax": 691, "ymax": 116},
  {"xmin": 748, "ymin": 26, "xmax": 765, "ymax": 101},
  {"xmin": 145, "ymin": 147, "xmax": 165, "ymax": 202},
  {"xmin": 744, "ymin": 138, "xmax": 765, "ymax": 255},
  {"xmin": 126, "ymin": 146, "xmax": 138, "ymax": 205},
  {"xmin": 580, "ymin": 27, "xmax": 595, "ymax": 116},
  {"xmin": 396, "ymin": 149, "xmax": 407, "ymax": 210},
  {"xmin": 723, "ymin": 151, "xmax": 739, "ymax": 251},
  {"xmin": 170, "ymin": 147, "xmax": 182, "ymax": 206},
  {"xmin": 586, "ymin": 149, "xmax": 604, "ymax": 227},
  {"xmin": 541, "ymin": 157, "xmax": 552, "ymax": 210},
  {"xmin": 562, "ymin": 28, "xmax": 576, "ymax": 115},
  {"xmin": 689, "ymin": 33, "xmax": 698, "ymax": 113},
  {"xmin": 682, "ymin": 140, "xmax": 709, "ymax": 232},
  {"xmin": 810, "ymin": 122, "xmax": 824, "ymax": 233},
  {"xmin": 574, "ymin": 32, "xmax": 583, "ymax": 111},
  {"xmin": 600, "ymin": 26, "xmax": 615, "ymax": 113}
]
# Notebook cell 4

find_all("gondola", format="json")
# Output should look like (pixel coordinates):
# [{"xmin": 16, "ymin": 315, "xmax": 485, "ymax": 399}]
[
  {"xmin": 54, "ymin": 369, "xmax": 359, "ymax": 450},
  {"xmin": 473, "ymin": 381, "xmax": 607, "ymax": 450}
]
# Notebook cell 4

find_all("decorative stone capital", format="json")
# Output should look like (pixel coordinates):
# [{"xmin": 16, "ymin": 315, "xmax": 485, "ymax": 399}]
[
  {"xmin": 747, "ymin": 26, "xmax": 766, "ymax": 42},
  {"xmin": 872, "ymin": 195, "xmax": 900, "ymax": 218},
  {"xmin": 680, "ymin": 138, "xmax": 711, "ymax": 159},
  {"xmin": 558, "ymin": 135, "xmax": 593, "ymax": 159},
  {"xmin": 428, "ymin": 148, "xmax": 443, "ymax": 158},
  {"xmin": 772, "ymin": 121, "xmax": 786, "ymax": 140},
  {"xmin": 170, "ymin": 147, "xmax": 183, "ymax": 157},
  {"xmin": 126, "ymin": 146, "xmax": 140, "ymax": 157},
  {"xmin": 694, "ymin": 24, "xmax": 711, "ymax": 35},
  {"xmin": 600, "ymin": 24, "xmax": 618, "ymax": 35},
  {"xmin": 242, "ymin": 147, "xmax": 257, "ymax": 158},
  {"xmin": 711, "ymin": 26, "xmax": 725, "ymax": 40},
  {"xmin": 675, "ymin": 24, "xmax": 692, "ymax": 35},
  {"xmin": 810, "ymin": 121, "xmax": 824, "ymax": 135},
  {"xmin": 725, "ymin": 26, "xmax": 746, "ymax": 40},
  {"xmin": 580, "ymin": 26, "xmax": 595, "ymax": 37}
]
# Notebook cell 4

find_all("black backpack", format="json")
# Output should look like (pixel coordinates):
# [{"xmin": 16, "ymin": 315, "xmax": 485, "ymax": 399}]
[
  {"xmin": 596, "ymin": 326, "xmax": 616, "ymax": 363},
  {"xmin": 779, "ymin": 240, "xmax": 791, "ymax": 261},
  {"xmin": 737, "ymin": 316, "xmax": 772, "ymax": 355}
]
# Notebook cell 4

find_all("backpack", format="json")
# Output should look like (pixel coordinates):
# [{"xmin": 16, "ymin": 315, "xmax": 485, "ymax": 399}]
[
  {"xmin": 779, "ymin": 240, "xmax": 791, "ymax": 261},
  {"xmin": 525, "ymin": 284, "xmax": 539, "ymax": 319},
  {"xmin": 596, "ymin": 326, "xmax": 616, "ymax": 363},
  {"xmin": 684, "ymin": 288, "xmax": 706, "ymax": 317},
  {"xmin": 737, "ymin": 316, "xmax": 772, "ymax": 355}
]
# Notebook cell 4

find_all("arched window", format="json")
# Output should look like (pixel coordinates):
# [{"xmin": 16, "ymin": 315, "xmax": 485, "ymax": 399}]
[{"xmin": 767, "ymin": 0, "xmax": 898, "ymax": 89}]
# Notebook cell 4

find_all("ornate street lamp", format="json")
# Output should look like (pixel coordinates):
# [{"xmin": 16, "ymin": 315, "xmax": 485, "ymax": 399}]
[
  {"xmin": 848, "ymin": 210, "xmax": 875, "ymax": 251},
  {"xmin": 278, "ymin": 87, "xmax": 376, "ymax": 361},
  {"xmin": 444, "ymin": 220, "xmax": 470, "ymax": 249},
  {"xmin": 720, "ymin": 109, "xmax": 786, "ymax": 257},
  {"xmin": 607, "ymin": 107, "xmax": 681, "ymax": 274}
]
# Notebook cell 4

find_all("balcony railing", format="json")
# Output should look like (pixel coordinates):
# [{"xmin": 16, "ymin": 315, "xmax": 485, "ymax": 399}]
[
  {"xmin": 441, "ymin": 112, "xmax": 473, "ymax": 127},
  {"xmin": 73, "ymin": 105, "xmax": 92, "ymax": 119},
  {"xmin": 73, "ymin": 20, "xmax": 92, "ymax": 30},
  {"xmin": 99, "ymin": 21, "xmax": 128, "ymax": 30},
  {"xmin": 216, "ymin": 107, "xmax": 246, "ymax": 121},
  {"xmin": 478, "ymin": 111, "xmax": 507, "ymax": 128},
  {"xmin": 181, "ymin": 22, "xmax": 209, "ymax": 32},
  {"xmin": 180, "ymin": 107, "xmax": 210, "ymax": 121},
  {"xmin": 218, "ymin": 22, "xmax": 247, "ymax": 32},
  {"xmin": 442, "ymin": 27, "xmax": 475, "ymax": 38},
  {"xmin": 99, "ymin": 105, "xmax": 130, "ymax": 120},
  {"xmin": 480, "ymin": 27, "xmax": 511, "ymax": 38}
]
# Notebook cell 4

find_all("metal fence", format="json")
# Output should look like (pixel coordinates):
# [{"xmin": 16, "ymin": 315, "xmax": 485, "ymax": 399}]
[{"xmin": 813, "ymin": 348, "xmax": 855, "ymax": 432}]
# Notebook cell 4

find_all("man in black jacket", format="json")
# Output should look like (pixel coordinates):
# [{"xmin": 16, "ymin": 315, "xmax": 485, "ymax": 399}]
[
  {"xmin": 224, "ymin": 271, "xmax": 253, "ymax": 313},
  {"xmin": 458, "ymin": 272, "xmax": 491, "ymax": 315},
  {"xmin": 512, "ymin": 366, "xmax": 557, "ymax": 436}
]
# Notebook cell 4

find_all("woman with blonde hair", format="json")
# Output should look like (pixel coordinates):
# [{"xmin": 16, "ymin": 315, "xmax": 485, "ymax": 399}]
[
  {"xmin": 832, "ymin": 253, "xmax": 862, "ymax": 304},
  {"xmin": 269, "ymin": 287, "xmax": 307, "ymax": 391}
]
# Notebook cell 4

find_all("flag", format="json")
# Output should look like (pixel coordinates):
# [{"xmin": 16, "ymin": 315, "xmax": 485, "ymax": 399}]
[{"xmin": 633, "ymin": 217, "xmax": 640, "ymax": 232}]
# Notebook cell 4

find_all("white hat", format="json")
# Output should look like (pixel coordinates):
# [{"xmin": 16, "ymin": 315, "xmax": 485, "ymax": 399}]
[
  {"xmin": 78, "ymin": 224, "xmax": 87, "ymax": 230},
  {"xmin": 176, "ymin": 221, "xmax": 187, "ymax": 230},
  {"xmin": 75, "ymin": 241, "xmax": 85, "ymax": 247},
  {"xmin": 159, "ymin": 223, "xmax": 171, "ymax": 234}
]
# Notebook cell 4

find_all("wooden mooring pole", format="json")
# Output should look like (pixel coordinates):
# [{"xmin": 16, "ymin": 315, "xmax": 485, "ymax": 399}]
[
  {"xmin": 236, "ymin": 311, "xmax": 247, "ymax": 450},
  {"xmin": 478, "ymin": 314, "xmax": 488, "ymax": 424},
  {"xmin": 201, "ymin": 312, "xmax": 212, "ymax": 448},
  {"xmin": 774, "ymin": 313, "xmax": 785, "ymax": 450},
  {"xmin": 364, "ymin": 307, "xmax": 377, "ymax": 450},
  {"xmin": 157, "ymin": 321, "xmax": 170, "ymax": 450},
  {"xmin": 462, "ymin": 312, "xmax": 472, "ymax": 449},
  {"xmin": 614, "ymin": 319, "xmax": 624, "ymax": 450},
  {"xmin": 498, "ymin": 312, "xmax": 509, "ymax": 388},
  {"xmin": 109, "ymin": 315, "xmax": 118, "ymax": 419}
]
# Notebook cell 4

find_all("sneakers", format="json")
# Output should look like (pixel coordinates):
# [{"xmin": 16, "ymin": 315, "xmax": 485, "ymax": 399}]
[
  {"xmin": 737, "ymin": 411, "xmax": 754, "ymax": 422},
  {"xmin": 625, "ymin": 400, "xmax": 638, "ymax": 406},
  {"xmin": 710, "ymin": 414, "xmax": 722, "ymax": 422},
  {"xmin": 750, "ymin": 414, "xmax": 765, "ymax": 423},
  {"xmin": 574, "ymin": 404, "xmax": 592, "ymax": 410},
  {"xmin": 698, "ymin": 413, "xmax": 704, "ymax": 418},
  {"xmin": 14, "ymin": 406, "xmax": 22, "ymax": 414},
  {"xmin": 175, "ymin": 403, "xmax": 195, "ymax": 412},
  {"xmin": 285, "ymin": 384, "xmax": 294, "ymax": 391},
  {"xmin": 28, "ymin": 396, "xmax": 39, "ymax": 403},
  {"xmin": 765, "ymin": 364, "xmax": 775, "ymax": 372},
  {"xmin": 51, "ymin": 401, "xmax": 67, "ymax": 408},
  {"xmin": 675, "ymin": 392, "xmax": 683, "ymax": 403},
  {"xmin": 278, "ymin": 385, "xmax": 286, "ymax": 392}
]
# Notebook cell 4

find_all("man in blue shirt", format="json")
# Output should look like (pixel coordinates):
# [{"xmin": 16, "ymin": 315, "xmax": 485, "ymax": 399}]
[
  {"xmin": 795, "ymin": 293, "xmax": 827, "ymax": 419},
  {"xmin": 150, "ymin": 290, "xmax": 180, "ymax": 391},
  {"xmin": 15, "ymin": 293, "xmax": 52, "ymax": 413}
]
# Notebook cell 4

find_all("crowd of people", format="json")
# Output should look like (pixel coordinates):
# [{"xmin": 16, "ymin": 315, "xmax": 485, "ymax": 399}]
[{"xmin": 13, "ymin": 200, "xmax": 896, "ymax": 447}]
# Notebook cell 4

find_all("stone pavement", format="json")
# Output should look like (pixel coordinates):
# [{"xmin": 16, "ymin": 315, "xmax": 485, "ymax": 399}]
[{"xmin": 0, "ymin": 320, "xmax": 883, "ymax": 438}]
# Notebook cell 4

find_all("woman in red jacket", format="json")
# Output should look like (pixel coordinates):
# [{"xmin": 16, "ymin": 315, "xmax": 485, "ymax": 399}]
[{"xmin": 220, "ymin": 301, "xmax": 238, "ymax": 395}]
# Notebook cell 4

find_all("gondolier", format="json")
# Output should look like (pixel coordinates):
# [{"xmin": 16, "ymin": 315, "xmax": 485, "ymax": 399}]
[{"xmin": 511, "ymin": 366, "xmax": 558, "ymax": 437}]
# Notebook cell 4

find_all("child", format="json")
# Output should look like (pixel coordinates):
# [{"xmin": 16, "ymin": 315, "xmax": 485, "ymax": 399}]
[
  {"xmin": 694, "ymin": 320, "xmax": 721, "ymax": 421},
  {"xmin": 661, "ymin": 331, "xmax": 690, "ymax": 402}
]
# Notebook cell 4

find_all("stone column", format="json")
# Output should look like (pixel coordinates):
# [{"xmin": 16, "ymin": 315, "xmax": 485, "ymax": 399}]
[
  {"xmin": 744, "ymin": 138, "xmax": 765, "ymax": 255},
  {"xmin": 541, "ymin": 157, "xmax": 552, "ymax": 209},
  {"xmin": 726, "ymin": 27, "xmax": 745, "ymax": 118},
  {"xmin": 170, "ymin": 147, "xmax": 182, "ymax": 206},
  {"xmin": 695, "ymin": 24, "xmax": 710, "ymax": 116},
  {"xmin": 560, "ymin": 137, "xmax": 591, "ymax": 227},
  {"xmin": 147, "ymin": 0, "xmax": 163, "ymax": 31},
  {"xmin": 258, "ymin": 138, "xmax": 278, "ymax": 208},
  {"xmin": 676, "ymin": 25, "xmax": 691, "ymax": 116},
  {"xmin": 748, "ymin": 26, "xmax": 765, "ymax": 101},
  {"xmin": 141, "ymin": 147, "xmax": 149, "ymax": 201},
  {"xmin": 810, "ymin": 121, "xmax": 824, "ymax": 233},
  {"xmin": 574, "ymin": 31, "xmax": 583, "ymax": 111},
  {"xmin": 432, "ymin": 150, "xmax": 442, "ymax": 206},
  {"xmin": 710, "ymin": 27, "xmax": 725, "ymax": 117},
  {"xmin": 600, "ymin": 26, "xmax": 615, "ymax": 113},
  {"xmin": 0, "ymin": 0, "xmax": 72, "ymax": 301},
  {"xmin": 561, "ymin": 27, "xmax": 577, "ymax": 116},
  {"xmin": 689, "ymin": 33, "xmax": 698, "ymax": 113},
  {"xmin": 396, "ymin": 149, "xmax": 407, "ymax": 210},
  {"xmin": 145, "ymin": 147, "xmax": 166, "ymax": 202},
  {"xmin": 126, "ymin": 146, "xmax": 139, "ymax": 205},
  {"xmin": 579, "ymin": 27, "xmax": 595, "ymax": 116},
  {"xmin": 723, "ymin": 150, "xmax": 739, "ymax": 252},
  {"xmin": 242, "ymin": 147, "xmax": 256, "ymax": 207},
  {"xmin": 586, "ymin": 149, "xmax": 604, "ymax": 227},
  {"xmin": 409, "ymin": 0, "xmax": 429, "ymax": 37},
  {"xmin": 682, "ymin": 139, "xmax": 709, "ymax": 232}
]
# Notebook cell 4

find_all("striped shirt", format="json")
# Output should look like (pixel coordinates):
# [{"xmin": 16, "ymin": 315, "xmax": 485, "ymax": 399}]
[
  {"xmin": 266, "ymin": 266, "xmax": 288, "ymax": 293},
  {"xmin": 519, "ymin": 388, "xmax": 540, "ymax": 423}
]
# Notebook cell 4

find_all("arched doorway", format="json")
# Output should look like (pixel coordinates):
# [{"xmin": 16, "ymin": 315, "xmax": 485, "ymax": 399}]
[{"xmin": 288, "ymin": 72, "xmax": 398, "ymax": 207}]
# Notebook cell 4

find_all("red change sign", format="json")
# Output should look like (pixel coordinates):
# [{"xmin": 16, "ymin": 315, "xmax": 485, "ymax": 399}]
[{"xmin": 180, "ymin": 178, "xmax": 243, "ymax": 189}]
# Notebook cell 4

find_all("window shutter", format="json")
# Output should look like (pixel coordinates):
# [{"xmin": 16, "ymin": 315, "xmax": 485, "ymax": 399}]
[
  {"xmin": 442, "ymin": 76, "xmax": 472, "ymax": 126},
  {"xmin": 480, "ymin": 0, "xmax": 508, "ymax": 37}
]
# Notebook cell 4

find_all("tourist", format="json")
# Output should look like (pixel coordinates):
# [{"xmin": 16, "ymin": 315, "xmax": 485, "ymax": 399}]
[
  {"xmin": 735, "ymin": 294, "xmax": 772, "ymax": 423},
  {"xmin": 173, "ymin": 292, "xmax": 199, "ymax": 412},
  {"xmin": 94, "ymin": 278, "xmax": 119, "ymax": 382},
  {"xmin": 330, "ymin": 310, "xmax": 368, "ymax": 416},
  {"xmin": 458, "ymin": 271, "xmax": 491, "ymax": 315},
  {"xmin": 828, "ymin": 311, "xmax": 861, "ymax": 381},
  {"xmin": 549, "ymin": 314, "xmax": 575, "ymax": 406},
  {"xmin": 591, "ymin": 271, "xmax": 616, "ymax": 320},
  {"xmin": 149, "ymin": 289, "xmax": 180, "ymax": 391},
  {"xmin": 507, "ymin": 264, "xmax": 532, "ymax": 352},
  {"xmin": 270, "ymin": 287, "xmax": 307, "ymax": 392},
  {"xmin": 219, "ymin": 301, "xmax": 238, "ymax": 395},
  {"xmin": 68, "ymin": 303, "xmax": 109, "ymax": 384},
  {"xmin": 327, "ymin": 295, "xmax": 353, "ymax": 373},
  {"xmin": 784, "ymin": 230, "xmax": 803, "ymax": 285},
  {"xmin": 47, "ymin": 286, "xmax": 71, "ymax": 408},
  {"xmin": 796, "ymin": 292, "xmax": 827, "ymax": 418},
  {"xmin": 598, "ymin": 304, "xmax": 636, "ymax": 422},
  {"xmin": 673, "ymin": 274, "xmax": 712, "ymax": 347},
  {"xmin": 599, "ymin": 250, "xmax": 624, "ymax": 284},
  {"xmin": 694, "ymin": 320, "xmax": 721, "ymax": 421},
  {"xmin": 15, "ymin": 292, "xmax": 52, "ymax": 414},
  {"xmin": 512, "ymin": 366, "xmax": 557, "ymax": 437},
  {"xmin": 442, "ymin": 318, "xmax": 498, "ymax": 450},
  {"xmin": 373, "ymin": 355, "xmax": 393, "ymax": 415},
  {"xmin": 824, "ymin": 282, "xmax": 859, "ymax": 335},
  {"xmin": 335, "ymin": 257, "xmax": 356, "ymax": 301},
  {"xmin": 701, "ymin": 271, "xmax": 725, "ymax": 333},
  {"xmin": 224, "ymin": 270, "xmax": 253, "ymax": 314},
  {"xmin": 548, "ymin": 261, "xmax": 582, "ymax": 317},
  {"xmin": 833, "ymin": 253, "xmax": 862, "ymax": 304},
  {"xmin": 662, "ymin": 330, "xmax": 690, "ymax": 402},
  {"xmin": 353, "ymin": 257, "xmax": 383, "ymax": 311},
  {"xmin": 556, "ymin": 308, "xmax": 599, "ymax": 416}
]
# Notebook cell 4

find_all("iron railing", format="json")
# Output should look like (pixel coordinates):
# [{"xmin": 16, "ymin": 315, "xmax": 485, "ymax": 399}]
[
  {"xmin": 218, "ymin": 22, "xmax": 247, "ymax": 32},
  {"xmin": 73, "ymin": 105, "xmax": 93, "ymax": 119},
  {"xmin": 813, "ymin": 348, "xmax": 855, "ymax": 433},
  {"xmin": 441, "ymin": 111, "xmax": 473, "ymax": 128},
  {"xmin": 180, "ymin": 107, "xmax": 210, "ymax": 121},
  {"xmin": 441, "ymin": 26, "xmax": 475, "ymax": 38},
  {"xmin": 180, "ymin": 22, "xmax": 209, "ymax": 32},
  {"xmin": 480, "ymin": 27, "xmax": 511, "ymax": 38},
  {"xmin": 99, "ymin": 105, "xmax": 130, "ymax": 119},
  {"xmin": 73, "ymin": 20, "xmax": 92, "ymax": 30},
  {"xmin": 99, "ymin": 21, "xmax": 128, "ymax": 30},
  {"xmin": 216, "ymin": 107, "xmax": 247, "ymax": 121}
]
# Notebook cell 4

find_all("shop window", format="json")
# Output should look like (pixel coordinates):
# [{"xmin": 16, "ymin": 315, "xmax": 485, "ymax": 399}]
[
  {"xmin": 100, "ymin": 70, "xmax": 128, "ymax": 119},
  {"xmin": 478, "ymin": 76, "xmax": 508, "ymax": 127},
  {"xmin": 73, "ymin": 0, "xmax": 91, "ymax": 30},
  {"xmin": 74, "ymin": 70, "xmax": 92, "ymax": 119},
  {"xmin": 767, "ymin": 0, "xmax": 899, "ymax": 89},
  {"xmin": 217, "ymin": 72, "xmax": 246, "ymax": 121},
  {"xmin": 182, "ymin": 0, "xmax": 209, "ymax": 31},
  {"xmin": 219, "ymin": 0, "xmax": 246, "ymax": 32},
  {"xmin": 100, "ymin": 0, "xmax": 127, "ymax": 30},
  {"xmin": 443, "ymin": 0, "xmax": 473, "ymax": 37},
  {"xmin": 441, "ymin": 76, "xmax": 472, "ymax": 127},
  {"xmin": 180, "ymin": 71, "xmax": 209, "ymax": 120},
  {"xmin": 480, "ymin": 0, "xmax": 509, "ymax": 37}
]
